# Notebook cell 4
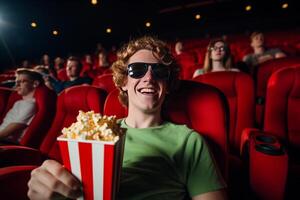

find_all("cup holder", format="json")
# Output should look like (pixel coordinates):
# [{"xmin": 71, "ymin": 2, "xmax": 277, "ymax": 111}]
[
  {"xmin": 255, "ymin": 135, "xmax": 276, "ymax": 144},
  {"xmin": 255, "ymin": 144, "xmax": 284, "ymax": 155}
]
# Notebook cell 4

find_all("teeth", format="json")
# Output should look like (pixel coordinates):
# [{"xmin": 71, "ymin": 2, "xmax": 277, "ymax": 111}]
[{"xmin": 140, "ymin": 88, "xmax": 155, "ymax": 93}]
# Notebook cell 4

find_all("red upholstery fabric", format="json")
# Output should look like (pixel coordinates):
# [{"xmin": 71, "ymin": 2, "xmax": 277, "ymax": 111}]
[
  {"xmin": 255, "ymin": 57, "xmax": 300, "ymax": 127},
  {"xmin": 104, "ymin": 80, "xmax": 229, "ymax": 180},
  {"xmin": 193, "ymin": 71, "xmax": 255, "ymax": 155},
  {"xmin": 264, "ymin": 66, "xmax": 300, "ymax": 149},
  {"xmin": 0, "ymin": 87, "xmax": 13, "ymax": 122},
  {"xmin": 0, "ymin": 85, "xmax": 56, "ymax": 148},
  {"xmin": 39, "ymin": 85, "xmax": 107, "ymax": 161},
  {"xmin": 92, "ymin": 74, "xmax": 116, "ymax": 94},
  {"xmin": 175, "ymin": 52, "xmax": 197, "ymax": 80},
  {"xmin": 103, "ymin": 89, "xmax": 128, "ymax": 119},
  {"xmin": 56, "ymin": 68, "xmax": 68, "ymax": 81},
  {"xmin": 0, "ymin": 165, "xmax": 36, "ymax": 200},
  {"xmin": 20, "ymin": 85, "xmax": 57, "ymax": 148},
  {"xmin": 248, "ymin": 132, "xmax": 288, "ymax": 200}
]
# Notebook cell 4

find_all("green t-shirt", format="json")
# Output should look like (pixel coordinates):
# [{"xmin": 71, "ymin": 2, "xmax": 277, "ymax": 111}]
[{"xmin": 118, "ymin": 120, "xmax": 226, "ymax": 200}]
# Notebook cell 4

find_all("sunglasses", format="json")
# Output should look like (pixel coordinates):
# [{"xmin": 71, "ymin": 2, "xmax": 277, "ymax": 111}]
[{"xmin": 127, "ymin": 62, "xmax": 170, "ymax": 80}]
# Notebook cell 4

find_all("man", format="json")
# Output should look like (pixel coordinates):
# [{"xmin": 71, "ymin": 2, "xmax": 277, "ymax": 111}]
[
  {"xmin": 46, "ymin": 56, "xmax": 92, "ymax": 93},
  {"xmin": 0, "ymin": 68, "xmax": 43, "ymax": 144},
  {"xmin": 28, "ymin": 36, "xmax": 227, "ymax": 200},
  {"xmin": 243, "ymin": 31, "xmax": 286, "ymax": 68}
]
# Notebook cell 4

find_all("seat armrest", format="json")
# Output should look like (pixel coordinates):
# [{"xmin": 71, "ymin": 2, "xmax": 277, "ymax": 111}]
[
  {"xmin": 240, "ymin": 128, "xmax": 260, "ymax": 156},
  {"xmin": 0, "ymin": 165, "xmax": 37, "ymax": 200},
  {"xmin": 246, "ymin": 132, "xmax": 288, "ymax": 200},
  {"xmin": 0, "ymin": 145, "xmax": 44, "ymax": 167}
]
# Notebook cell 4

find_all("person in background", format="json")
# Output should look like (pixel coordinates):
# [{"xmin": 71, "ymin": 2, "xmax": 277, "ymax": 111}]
[
  {"xmin": 95, "ymin": 51, "xmax": 110, "ymax": 68},
  {"xmin": 174, "ymin": 41, "xmax": 184, "ymax": 55},
  {"xmin": 27, "ymin": 36, "xmax": 227, "ymax": 200},
  {"xmin": 44, "ymin": 56, "xmax": 92, "ymax": 93},
  {"xmin": 193, "ymin": 38, "xmax": 239, "ymax": 77},
  {"xmin": 243, "ymin": 31, "xmax": 286, "ymax": 68},
  {"xmin": 0, "ymin": 68, "xmax": 43, "ymax": 144}
]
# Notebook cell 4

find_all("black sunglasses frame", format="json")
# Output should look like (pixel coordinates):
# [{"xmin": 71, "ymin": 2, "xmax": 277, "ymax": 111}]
[{"xmin": 127, "ymin": 62, "xmax": 170, "ymax": 80}]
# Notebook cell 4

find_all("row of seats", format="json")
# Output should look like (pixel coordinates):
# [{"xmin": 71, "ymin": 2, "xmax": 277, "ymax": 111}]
[
  {"xmin": 0, "ymin": 81, "xmax": 228, "ymax": 199},
  {"xmin": 0, "ymin": 66, "xmax": 299, "ymax": 199}
]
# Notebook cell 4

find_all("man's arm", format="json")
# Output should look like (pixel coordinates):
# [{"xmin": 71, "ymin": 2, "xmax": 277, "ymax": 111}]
[
  {"xmin": 0, "ymin": 123, "xmax": 27, "ymax": 139},
  {"xmin": 192, "ymin": 189, "xmax": 227, "ymax": 200}
]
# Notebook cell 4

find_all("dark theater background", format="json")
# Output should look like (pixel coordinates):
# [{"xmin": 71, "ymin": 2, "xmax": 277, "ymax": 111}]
[{"xmin": 0, "ymin": 0, "xmax": 299, "ymax": 70}]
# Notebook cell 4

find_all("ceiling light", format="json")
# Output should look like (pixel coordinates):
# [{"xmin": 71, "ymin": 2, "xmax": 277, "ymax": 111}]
[
  {"xmin": 145, "ymin": 22, "xmax": 151, "ymax": 27},
  {"xmin": 245, "ymin": 5, "xmax": 252, "ymax": 11},
  {"xmin": 106, "ymin": 28, "xmax": 111, "ymax": 33},
  {"xmin": 31, "ymin": 22, "xmax": 37, "ymax": 28},
  {"xmin": 53, "ymin": 30, "xmax": 59, "ymax": 36},
  {"xmin": 91, "ymin": 0, "xmax": 97, "ymax": 5},
  {"xmin": 195, "ymin": 14, "xmax": 201, "ymax": 20},
  {"xmin": 282, "ymin": 3, "xmax": 288, "ymax": 9}
]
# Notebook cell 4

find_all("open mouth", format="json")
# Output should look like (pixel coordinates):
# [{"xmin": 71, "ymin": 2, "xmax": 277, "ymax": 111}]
[{"xmin": 137, "ymin": 87, "xmax": 158, "ymax": 95}]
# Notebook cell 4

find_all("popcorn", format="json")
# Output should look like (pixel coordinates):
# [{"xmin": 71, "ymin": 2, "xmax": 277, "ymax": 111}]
[{"xmin": 62, "ymin": 110, "xmax": 122, "ymax": 142}]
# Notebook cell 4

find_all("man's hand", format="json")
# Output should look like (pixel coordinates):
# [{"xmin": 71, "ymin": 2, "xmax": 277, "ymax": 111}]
[{"xmin": 28, "ymin": 159, "xmax": 82, "ymax": 200}]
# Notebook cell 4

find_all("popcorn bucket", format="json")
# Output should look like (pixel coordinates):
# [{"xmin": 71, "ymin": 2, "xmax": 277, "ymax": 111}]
[{"xmin": 57, "ymin": 134, "xmax": 125, "ymax": 200}]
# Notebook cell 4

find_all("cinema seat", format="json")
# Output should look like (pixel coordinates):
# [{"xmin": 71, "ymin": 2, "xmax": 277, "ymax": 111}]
[
  {"xmin": 0, "ymin": 81, "xmax": 229, "ymax": 199},
  {"xmin": 254, "ymin": 57, "xmax": 300, "ymax": 127},
  {"xmin": 104, "ymin": 80, "xmax": 229, "ymax": 180},
  {"xmin": 92, "ymin": 74, "xmax": 116, "ymax": 94},
  {"xmin": 1, "ymin": 84, "xmax": 57, "ymax": 148},
  {"xmin": 240, "ymin": 66, "xmax": 300, "ymax": 200}
]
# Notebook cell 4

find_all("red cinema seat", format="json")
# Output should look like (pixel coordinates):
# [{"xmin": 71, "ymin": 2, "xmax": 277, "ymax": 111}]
[
  {"xmin": 56, "ymin": 68, "xmax": 68, "ymax": 81},
  {"xmin": 0, "ymin": 82, "xmax": 229, "ymax": 199},
  {"xmin": 104, "ymin": 80, "xmax": 229, "ymax": 180},
  {"xmin": 92, "ymin": 74, "xmax": 116, "ymax": 94},
  {"xmin": 0, "ymin": 85, "xmax": 107, "ymax": 199},
  {"xmin": 193, "ymin": 72, "xmax": 255, "ymax": 155},
  {"xmin": 175, "ymin": 52, "xmax": 197, "ymax": 80},
  {"xmin": 240, "ymin": 66, "xmax": 300, "ymax": 200},
  {"xmin": 1, "ymin": 84, "xmax": 57, "ymax": 148},
  {"xmin": 0, "ymin": 87, "xmax": 13, "ymax": 120},
  {"xmin": 193, "ymin": 72, "xmax": 255, "ymax": 198},
  {"xmin": 254, "ymin": 57, "xmax": 300, "ymax": 127}
]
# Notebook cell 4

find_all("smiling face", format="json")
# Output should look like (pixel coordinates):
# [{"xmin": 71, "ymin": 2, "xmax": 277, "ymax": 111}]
[{"xmin": 121, "ymin": 49, "xmax": 168, "ymax": 114}]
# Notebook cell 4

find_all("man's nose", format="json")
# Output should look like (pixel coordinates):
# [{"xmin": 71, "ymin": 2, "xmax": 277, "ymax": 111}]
[{"xmin": 143, "ymin": 65, "xmax": 154, "ymax": 80}]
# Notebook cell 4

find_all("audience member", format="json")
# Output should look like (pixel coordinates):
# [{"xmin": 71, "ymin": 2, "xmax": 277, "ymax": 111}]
[
  {"xmin": 243, "ymin": 31, "xmax": 286, "ymax": 68},
  {"xmin": 27, "ymin": 36, "xmax": 227, "ymax": 200},
  {"xmin": 95, "ymin": 51, "xmax": 110, "ymax": 68},
  {"xmin": 0, "ymin": 68, "xmax": 43, "ymax": 144},
  {"xmin": 193, "ymin": 38, "xmax": 239, "ymax": 77},
  {"xmin": 174, "ymin": 41, "xmax": 184, "ymax": 55},
  {"xmin": 45, "ymin": 56, "xmax": 92, "ymax": 93}
]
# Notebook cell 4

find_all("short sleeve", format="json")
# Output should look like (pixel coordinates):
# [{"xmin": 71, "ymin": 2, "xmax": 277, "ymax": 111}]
[{"xmin": 184, "ymin": 132, "xmax": 226, "ymax": 197}]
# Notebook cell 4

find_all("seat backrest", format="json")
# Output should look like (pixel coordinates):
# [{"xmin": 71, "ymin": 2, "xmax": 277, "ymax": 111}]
[
  {"xmin": 57, "ymin": 68, "xmax": 69, "ymax": 81},
  {"xmin": 92, "ymin": 74, "xmax": 116, "ymax": 94},
  {"xmin": 0, "ymin": 84, "xmax": 56, "ymax": 148},
  {"xmin": 264, "ymin": 66, "xmax": 300, "ymax": 153},
  {"xmin": 20, "ymin": 85, "xmax": 57, "ymax": 148},
  {"xmin": 40, "ymin": 85, "xmax": 107, "ymax": 161},
  {"xmin": 193, "ymin": 72, "xmax": 255, "ymax": 155},
  {"xmin": 104, "ymin": 80, "xmax": 229, "ymax": 179},
  {"xmin": 255, "ymin": 57, "xmax": 300, "ymax": 127},
  {"xmin": 0, "ymin": 87, "xmax": 13, "ymax": 122},
  {"xmin": 103, "ymin": 89, "xmax": 128, "ymax": 119}
]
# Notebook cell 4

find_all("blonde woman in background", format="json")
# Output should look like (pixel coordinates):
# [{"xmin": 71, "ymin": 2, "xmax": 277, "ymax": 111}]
[{"xmin": 193, "ymin": 38, "xmax": 239, "ymax": 77}]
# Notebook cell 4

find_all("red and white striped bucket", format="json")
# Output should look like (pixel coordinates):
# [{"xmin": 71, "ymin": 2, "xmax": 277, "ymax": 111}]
[{"xmin": 57, "ymin": 135, "xmax": 125, "ymax": 200}]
